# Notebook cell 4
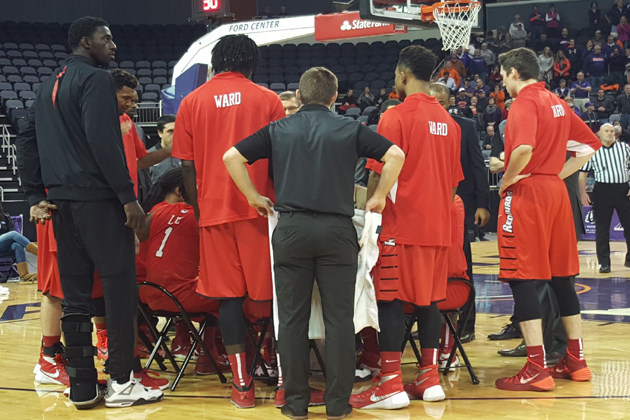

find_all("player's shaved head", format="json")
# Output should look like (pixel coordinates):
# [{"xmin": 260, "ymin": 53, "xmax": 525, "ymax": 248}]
[
  {"xmin": 297, "ymin": 67, "xmax": 338, "ymax": 107},
  {"xmin": 429, "ymin": 83, "xmax": 450, "ymax": 110}
]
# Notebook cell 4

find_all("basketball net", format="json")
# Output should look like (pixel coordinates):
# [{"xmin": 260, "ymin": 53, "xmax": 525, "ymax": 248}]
[{"xmin": 432, "ymin": 1, "xmax": 482, "ymax": 52}]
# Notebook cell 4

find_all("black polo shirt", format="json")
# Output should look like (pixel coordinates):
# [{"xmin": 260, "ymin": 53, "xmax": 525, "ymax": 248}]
[{"xmin": 235, "ymin": 104, "xmax": 394, "ymax": 217}]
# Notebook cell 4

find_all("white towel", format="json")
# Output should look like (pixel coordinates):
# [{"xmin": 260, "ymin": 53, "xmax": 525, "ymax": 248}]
[{"xmin": 271, "ymin": 210, "xmax": 381, "ymax": 340}]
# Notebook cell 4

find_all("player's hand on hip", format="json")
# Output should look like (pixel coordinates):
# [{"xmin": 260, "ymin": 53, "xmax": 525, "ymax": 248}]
[
  {"xmin": 124, "ymin": 201, "xmax": 146, "ymax": 230},
  {"xmin": 249, "ymin": 195, "xmax": 274, "ymax": 218},
  {"xmin": 29, "ymin": 201, "xmax": 57, "ymax": 225},
  {"xmin": 499, "ymin": 173, "xmax": 531, "ymax": 196},
  {"xmin": 582, "ymin": 192, "xmax": 592, "ymax": 206},
  {"xmin": 365, "ymin": 195, "xmax": 386, "ymax": 214},
  {"xmin": 475, "ymin": 207, "xmax": 491, "ymax": 227}
]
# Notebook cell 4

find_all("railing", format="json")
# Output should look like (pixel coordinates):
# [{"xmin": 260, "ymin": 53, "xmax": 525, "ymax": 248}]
[
  {"xmin": 135, "ymin": 101, "xmax": 163, "ymax": 127},
  {"xmin": 486, "ymin": 161, "xmax": 500, "ymax": 191}
]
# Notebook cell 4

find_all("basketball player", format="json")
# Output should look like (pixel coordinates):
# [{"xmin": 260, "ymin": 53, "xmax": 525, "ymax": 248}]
[
  {"xmin": 16, "ymin": 16, "xmax": 162, "ymax": 408},
  {"xmin": 350, "ymin": 45, "xmax": 463, "ymax": 409},
  {"xmin": 172, "ymin": 34, "xmax": 285, "ymax": 408},
  {"xmin": 495, "ymin": 48, "xmax": 601, "ymax": 391}
]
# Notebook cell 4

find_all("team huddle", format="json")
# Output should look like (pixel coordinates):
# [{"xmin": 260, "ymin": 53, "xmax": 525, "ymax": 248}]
[{"xmin": 15, "ymin": 16, "xmax": 602, "ymax": 419}]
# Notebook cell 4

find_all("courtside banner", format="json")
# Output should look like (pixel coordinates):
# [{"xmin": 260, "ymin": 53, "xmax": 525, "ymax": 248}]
[{"xmin": 315, "ymin": 11, "xmax": 406, "ymax": 41}]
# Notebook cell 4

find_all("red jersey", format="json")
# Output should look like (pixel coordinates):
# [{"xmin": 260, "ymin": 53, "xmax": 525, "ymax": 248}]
[
  {"xmin": 504, "ymin": 82, "xmax": 601, "ymax": 175},
  {"xmin": 146, "ymin": 202, "xmax": 200, "ymax": 295},
  {"xmin": 36, "ymin": 221, "xmax": 59, "ymax": 293},
  {"xmin": 136, "ymin": 201, "xmax": 170, "ymax": 283},
  {"xmin": 172, "ymin": 72, "xmax": 285, "ymax": 227},
  {"xmin": 120, "ymin": 113, "xmax": 148, "ymax": 195},
  {"xmin": 366, "ymin": 93, "xmax": 464, "ymax": 246},
  {"xmin": 447, "ymin": 195, "xmax": 468, "ymax": 280}
]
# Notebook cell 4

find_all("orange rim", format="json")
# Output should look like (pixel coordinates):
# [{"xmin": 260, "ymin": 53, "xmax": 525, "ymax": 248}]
[{"xmin": 420, "ymin": 1, "xmax": 481, "ymax": 22}]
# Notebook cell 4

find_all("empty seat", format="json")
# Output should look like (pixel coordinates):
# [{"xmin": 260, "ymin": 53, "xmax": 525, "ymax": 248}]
[
  {"xmin": 12, "ymin": 58, "xmax": 27, "ymax": 67},
  {"xmin": 120, "ymin": 61, "xmax": 135, "ymax": 69},
  {"xmin": 253, "ymin": 75, "xmax": 269, "ymax": 84},
  {"xmin": 141, "ymin": 92, "xmax": 158, "ymax": 101},
  {"xmin": 270, "ymin": 82, "xmax": 286, "ymax": 91},
  {"xmin": 357, "ymin": 116, "xmax": 369, "ymax": 124},
  {"xmin": 152, "ymin": 60, "xmax": 167, "ymax": 69},
  {"xmin": 136, "ymin": 61, "xmax": 151, "ymax": 69},
  {"xmin": 137, "ymin": 69, "xmax": 152, "ymax": 77},
  {"xmin": 284, "ymin": 75, "xmax": 299, "ymax": 84},
  {"xmin": 2, "ymin": 66, "xmax": 20, "ymax": 76},
  {"xmin": 37, "ymin": 68, "xmax": 53, "ymax": 76},
  {"xmin": 35, "ymin": 44, "xmax": 51, "ymax": 52},
  {"xmin": 354, "ymin": 81, "xmax": 369, "ymax": 92},
  {"xmin": 5, "ymin": 99, "xmax": 24, "ymax": 113},
  {"xmin": 51, "ymin": 44, "xmax": 66, "ymax": 52},
  {"xmin": 43, "ymin": 59, "xmax": 57, "ymax": 68},
  {"xmin": 32, "ymin": 83, "xmax": 40, "ymax": 92},
  {"xmin": 14, "ymin": 83, "xmax": 31, "ymax": 93},
  {"xmin": 0, "ymin": 58, "xmax": 10, "ymax": 66},
  {"xmin": 38, "ymin": 52, "xmax": 54, "ymax": 59},
  {"xmin": 0, "ymin": 83, "xmax": 14, "ymax": 92},
  {"xmin": 20, "ymin": 67, "xmax": 36, "ymax": 76},
  {"xmin": 145, "ymin": 84, "xmax": 161, "ymax": 94},
  {"xmin": 153, "ymin": 77, "xmax": 167, "ymax": 85},
  {"xmin": 39, "ymin": 75, "xmax": 50, "ymax": 82},
  {"xmin": 54, "ymin": 52, "xmax": 68, "ymax": 60},
  {"xmin": 363, "ymin": 106, "xmax": 378, "ymax": 116},
  {"xmin": 23, "ymin": 51, "xmax": 38, "ymax": 59},
  {"xmin": 19, "ymin": 43, "xmax": 35, "ymax": 51},
  {"xmin": 269, "ymin": 75, "xmax": 284, "ymax": 84},
  {"xmin": 27, "ymin": 59, "xmax": 43, "ymax": 68},
  {"xmin": 138, "ymin": 77, "xmax": 152, "ymax": 85},
  {"xmin": 8, "ymin": 75, "xmax": 23, "ymax": 84},
  {"xmin": 345, "ymin": 107, "xmax": 361, "ymax": 118},
  {"xmin": 153, "ymin": 69, "xmax": 167, "ymax": 77},
  {"xmin": 287, "ymin": 83, "xmax": 299, "ymax": 91},
  {"xmin": 19, "ymin": 91, "xmax": 36, "ymax": 100}
]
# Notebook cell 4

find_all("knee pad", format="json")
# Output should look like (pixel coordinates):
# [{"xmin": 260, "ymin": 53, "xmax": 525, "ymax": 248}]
[
  {"xmin": 509, "ymin": 281, "xmax": 543, "ymax": 322},
  {"xmin": 549, "ymin": 277, "xmax": 581, "ymax": 317},
  {"xmin": 61, "ymin": 313, "xmax": 97, "ymax": 380}
]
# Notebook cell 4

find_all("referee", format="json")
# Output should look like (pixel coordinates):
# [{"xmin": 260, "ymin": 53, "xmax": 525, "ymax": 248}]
[
  {"xmin": 223, "ymin": 67, "xmax": 405, "ymax": 420},
  {"xmin": 579, "ymin": 123, "xmax": 630, "ymax": 273}
]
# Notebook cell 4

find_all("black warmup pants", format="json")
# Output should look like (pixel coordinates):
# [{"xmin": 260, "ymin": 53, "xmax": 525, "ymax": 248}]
[
  {"xmin": 460, "ymin": 193, "xmax": 477, "ymax": 333},
  {"xmin": 593, "ymin": 182, "xmax": 630, "ymax": 266},
  {"xmin": 53, "ymin": 199, "xmax": 137, "ymax": 382},
  {"xmin": 273, "ymin": 212, "xmax": 357, "ymax": 416}
]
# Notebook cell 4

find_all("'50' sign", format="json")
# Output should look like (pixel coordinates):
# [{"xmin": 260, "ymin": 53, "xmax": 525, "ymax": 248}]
[{"xmin": 203, "ymin": 0, "xmax": 220, "ymax": 11}]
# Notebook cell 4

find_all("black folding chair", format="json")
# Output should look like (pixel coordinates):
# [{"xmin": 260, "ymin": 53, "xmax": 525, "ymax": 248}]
[{"xmin": 137, "ymin": 282, "xmax": 228, "ymax": 391}]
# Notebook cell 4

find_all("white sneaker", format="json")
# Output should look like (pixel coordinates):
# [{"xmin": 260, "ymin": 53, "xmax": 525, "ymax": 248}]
[
  {"xmin": 438, "ymin": 352, "xmax": 460, "ymax": 372},
  {"xmin": 105, "ymin": 372, "xmax": 163, "ymax": 408}
]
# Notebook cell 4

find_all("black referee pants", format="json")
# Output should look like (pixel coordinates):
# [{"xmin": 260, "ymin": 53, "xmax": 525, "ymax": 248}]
[
  {"xmin": 273, "ymin": 212, "xmax": 357, "ymax": 416},
  {"xmin": 593, "ymin": 182, "xmax": 630, "ymax": 266},
  {"xmin": 52, "ymin": 200, "xmax": 137, "ymax": 387}
]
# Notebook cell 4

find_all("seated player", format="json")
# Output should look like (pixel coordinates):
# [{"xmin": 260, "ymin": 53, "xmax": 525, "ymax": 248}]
[{"xmin": 137, "ymin": 169, "xmax": 228, "ymax": 374}]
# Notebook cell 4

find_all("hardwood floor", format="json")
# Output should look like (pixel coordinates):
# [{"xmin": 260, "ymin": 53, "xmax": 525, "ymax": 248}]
[{"xmin": 0, "ymin": 240, "xmax": 629, "ymax": 419}]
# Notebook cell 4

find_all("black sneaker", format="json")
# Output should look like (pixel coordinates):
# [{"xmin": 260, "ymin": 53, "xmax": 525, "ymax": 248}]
[
  {"xmin": 281, "ymin": 405, "xmax": 308, "ymax": 420},
  {"xmin": 599, "ymin": 265, "xmax": 611, "ymax": 273},
  {"xmin": 488, "ymin": 323, "xmax": 522, "ymax": 341}
]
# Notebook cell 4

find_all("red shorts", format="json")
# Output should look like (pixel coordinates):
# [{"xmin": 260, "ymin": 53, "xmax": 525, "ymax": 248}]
[
  {"xmin": 372, "ymin": 242, "xmax": 448, "ymax": 307},
  {"xmin": 37, "ymin": 222, "xmax": 103, "ymax": 300},
  {"xmin": 139, "ymin": 280, "xmax": 220, "ymax": 317},
  {"xmin": 498, "ymin": 176, "xmax": 579, "ymax": 281},
  {"xmin": 198, "ymin": 217, "xmax": 272, "ymax": 301}
]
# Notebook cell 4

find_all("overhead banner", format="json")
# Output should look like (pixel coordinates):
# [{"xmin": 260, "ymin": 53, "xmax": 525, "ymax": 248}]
[{"xmin": 315, "ymin": 11, "xmax": 407, "ymax": 41}]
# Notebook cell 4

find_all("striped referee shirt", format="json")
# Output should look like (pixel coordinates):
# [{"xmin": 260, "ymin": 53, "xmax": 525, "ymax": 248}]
[{"xmin": 581, "ymin": 141, "xmax": 630, "ymax": 183}]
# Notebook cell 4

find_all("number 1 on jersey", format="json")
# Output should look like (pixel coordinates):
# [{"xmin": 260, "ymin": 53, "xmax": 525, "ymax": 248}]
[{"xmin": 156, "ymin": 227, "xmax": 173, "ymax": 257}]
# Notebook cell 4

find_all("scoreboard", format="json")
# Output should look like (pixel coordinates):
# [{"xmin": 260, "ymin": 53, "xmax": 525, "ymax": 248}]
[{"xmin": 192, "ymin": 0, "xmax": 230, "ymax": 18}]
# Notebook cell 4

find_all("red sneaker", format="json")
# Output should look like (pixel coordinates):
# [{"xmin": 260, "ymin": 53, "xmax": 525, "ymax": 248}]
[
  {"xmin": 136, "ymin": 343, "xmax": 166, "ymax": 359},
  {"xmin": 357, "ymin": 350, "xmax": 381, "ymax": 374},
  {"xmin": 134, "ymin": 369, "xmax": 171, "ymax": 390},
  {"xmin": 96, "ymin": 329, "xmax": 108, "ymax": 361},
  {"xmin": 548, "ymin": 353, "xmax": 592, "ymax": 382},
  {"xmin": 34, "ymin": 349, "xmax": 70, "ymax": 387},
  {"xmin": 495, "ymin": 361, "xmax": 556, "ymax": 391},
  {"xmin": 274, "ymin": 387, "xmax": 325, "ymax": 407},
  {"xmin": 438, "ymin": 352, "xmax": 460, "ymax": 372},
  {"xmin": 194, "ymin": 352, "xmax": 230, "ymax": 375},
  {"xmin": 170, "ymin": 330, "xmax": 195, "ymax": 361},
  {"xmin": 404, "ymin": 365, "xmax": 445, "ymax": 402},
  {"xmin": 231, "ymin": 380, "xmax": 256, "ymax": 409},
  {"xmin": 349, "ymin": 371, "xmax": 410, "ymax": 410}
]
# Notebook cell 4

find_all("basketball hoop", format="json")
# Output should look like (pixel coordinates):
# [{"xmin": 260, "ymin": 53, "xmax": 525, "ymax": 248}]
[{"xmin": 427, "ymin": 1, "xmax": 482, "ymax": 52}]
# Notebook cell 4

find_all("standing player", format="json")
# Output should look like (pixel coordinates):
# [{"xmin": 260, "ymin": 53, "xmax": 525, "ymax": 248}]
[
  {"xmin": 495, "ymin": 48, "xmax": 600, "ymax": 391},
  {"xmin": 350, "ymin": 45, "xmax": 463, "ymax": 409},
  {"xmin": 172, "ymin": 34, "xmax": 285, "ymax": 408}
]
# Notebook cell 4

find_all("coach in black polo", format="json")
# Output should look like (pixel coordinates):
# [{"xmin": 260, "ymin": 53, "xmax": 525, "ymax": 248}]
[{"xmin": 223, "ymin": 67, "xmax": 405, "ymax": 420}]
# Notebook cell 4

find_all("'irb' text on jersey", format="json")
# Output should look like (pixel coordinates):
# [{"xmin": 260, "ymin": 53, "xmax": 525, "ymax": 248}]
[
  {"xmin": 429, "ymin": 121, "xmax": 448, "ymax": 136},
  {"xmin": 214, "ymin": 92, "xmax": 241, "ymax": 108},
  {"xmin": 552, "ymin": 104, "xmax": 565, "ymax": 118}
]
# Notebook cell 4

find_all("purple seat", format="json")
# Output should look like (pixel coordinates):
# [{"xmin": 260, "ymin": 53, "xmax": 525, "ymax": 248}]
[{"xmin": 0, "ymin": 215, "xmax": 24, "ymax": 279}]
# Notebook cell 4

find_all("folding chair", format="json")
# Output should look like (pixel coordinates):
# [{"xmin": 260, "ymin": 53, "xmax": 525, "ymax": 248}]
[
  {"xmin": 137, "ymin": 282, "xmax": 228, "ymax": 391},
  {"xmin": 402, "ymin": 277, "xmax": 479, "ymax": 385}
]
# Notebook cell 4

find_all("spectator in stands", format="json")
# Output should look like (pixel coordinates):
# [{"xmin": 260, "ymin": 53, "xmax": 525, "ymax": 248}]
[
  {"xmin": 476, "ymin": 88, "xmax": 489, "ymax": 112},
  {"xmin": 279, "ymin": 91, "xmax": 302, "ymax": 116},
  {"xmin": 509, "ymin": 15, "xmax": 527, "ymax": 47},
  {"xmin": 448, "ymin": 51, "xmax": 467, "ymax": 78},
  {"xmin": 582, "ymin": 102, "xmax": 601, "ymax": 132},
  {"xmin": 462, "ymin": 77, "xmax": 475, "ymax": 97},
  {"xmin": 613, "ymin": 119, "xmax": 630, "ymax": 141},
  {"xmin": 485, "ymin": 31, "xmax": 501, "ymax": 53},
  {"xmin": 375, "ymin": 88, "xmax": 388, "ymax": 108},
  {"xmin": 456, "ymin": 88, "xmax": 471, "ymax": 107},
  {"xmin": 619, "ymin": 16, "xmax": 630, "ymax": 47},
  {"xmin": 616, "ymin": 84, "xmax": 630, "ymax": 128},
  {"xmin": 500, "ymin": 33, "xmax": 514, "ymax": 53},
  {"xmin": 606, "ymin": 0, "xmax": 626, "ymax": 36},
  {"xmin": 469, "ymin": 49, "xmax": 489, "ymax": 82},
  {"xmin": 625, "ymin": 60, "xmax": 630, "ymax": 83},
  {"xmin": 555, "ymin": 78, "xmax": 571, "ymax": 98},
  {"xmin": 441, "ymin": 61, "xmax": 462, "ymax": 87},
  {"xmin": 589, "ymin": 2, "xmax": 602, "ymax": 36},
  {"xmin": 0, "ymin": 204, "xmax": 38, "ymax": 282},
  {"xmin": 338, "ymin": 89, "xmax": 357, "ymax": 114},
  {"xmin": 608, "ymin": 46, "xmax": 627, "ymax": 85},
  {"xmin": 604, "ymin": 35, "xmax": 621, "ymax": 59},
  {"xmin": 448, "ymin": 95, "xmax": 462, "ymax": 115},
  {"xmin": 558, "ymin": 28, "xmax": 571, "ymax": 49},
  {"xmin": 554, "ymin": 50, "xmax": 571, "ymax": 83},
  {"xmin": 491, "ymin": 84, "xmax": 506, "ymax": 110},
  {"xmin": 488, "ymin": 66, "xmax": 503, "ymax": 87},
  {"xmin": 479, "ymin": 43, "xmax": 495, "ymax": 70},
  {"xmin": 534, "ymin": 33, "xmax": 553, "ymax": 55},
  {"xmin": 529, "ymin": 5, "xmax": 545, "ymax": 40},
  {"xmin": 538, "ymin": 47, "xmax": 555, "ymax": 82},
  {"xmin": 501, "ymin": 99, "xmax": 512, "ymax": 121},
  {"xmin": 482, "ymin": 125, "xmax": 500, "ymax": 151},
  {"xmin": 388, "ymin": 86, "xmax": 398, "ymax": 99},
  {"xmin": 458, "ymin": 47, "xmax": 472, "ymax": 69},
  {"xmin": 572, "ymin": 72, "xmax": 592, "ymax": 112},
  {"xmin": 149, "ymin": 114, "xmax": 180, "ymax": 184},
  {"xmin": 476, "ymin": 78, "xmax": 491, "ymax": 96},
  {"xmin": 439, "ymin": 72, "xmax": 458, "ymax": 93},
  {"xmin": 279, "ymin": 6, "xmax": 289, "ymax": 17},
  {"xmin": 566, "ymin": 39, "xmax": 580, "ymax": 76},
  {"xmin": 262, "ymin": 6, "xmax": 273, "ymax": 18},
  {"xmin": 545, "ymin": 4, "xmax": 561, "ymax": 39},
  {"xmin": 357, "ymin": 86, "xmax": 374, "ymax": 110},
  {"xmin": 462, "ymin": 95, "xmax": 479, "ymax": 120},
  {"xmin": 592, "ymin": 30, "xmax": 606, "ymax": 47},
  {"xmin": 566, "ymin": 96, "xmax": 582, "ymax": 117},
  {"xmin": 482, "ymin": 96, "xmax": 502, "ymax": 127},
  {"xmin": 584, "ymin": 45, "xmax": 607, "ymax": 89},
  {"xmin": 594, "ymin": 88, "xmax": 615, "ymax": 123}
]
